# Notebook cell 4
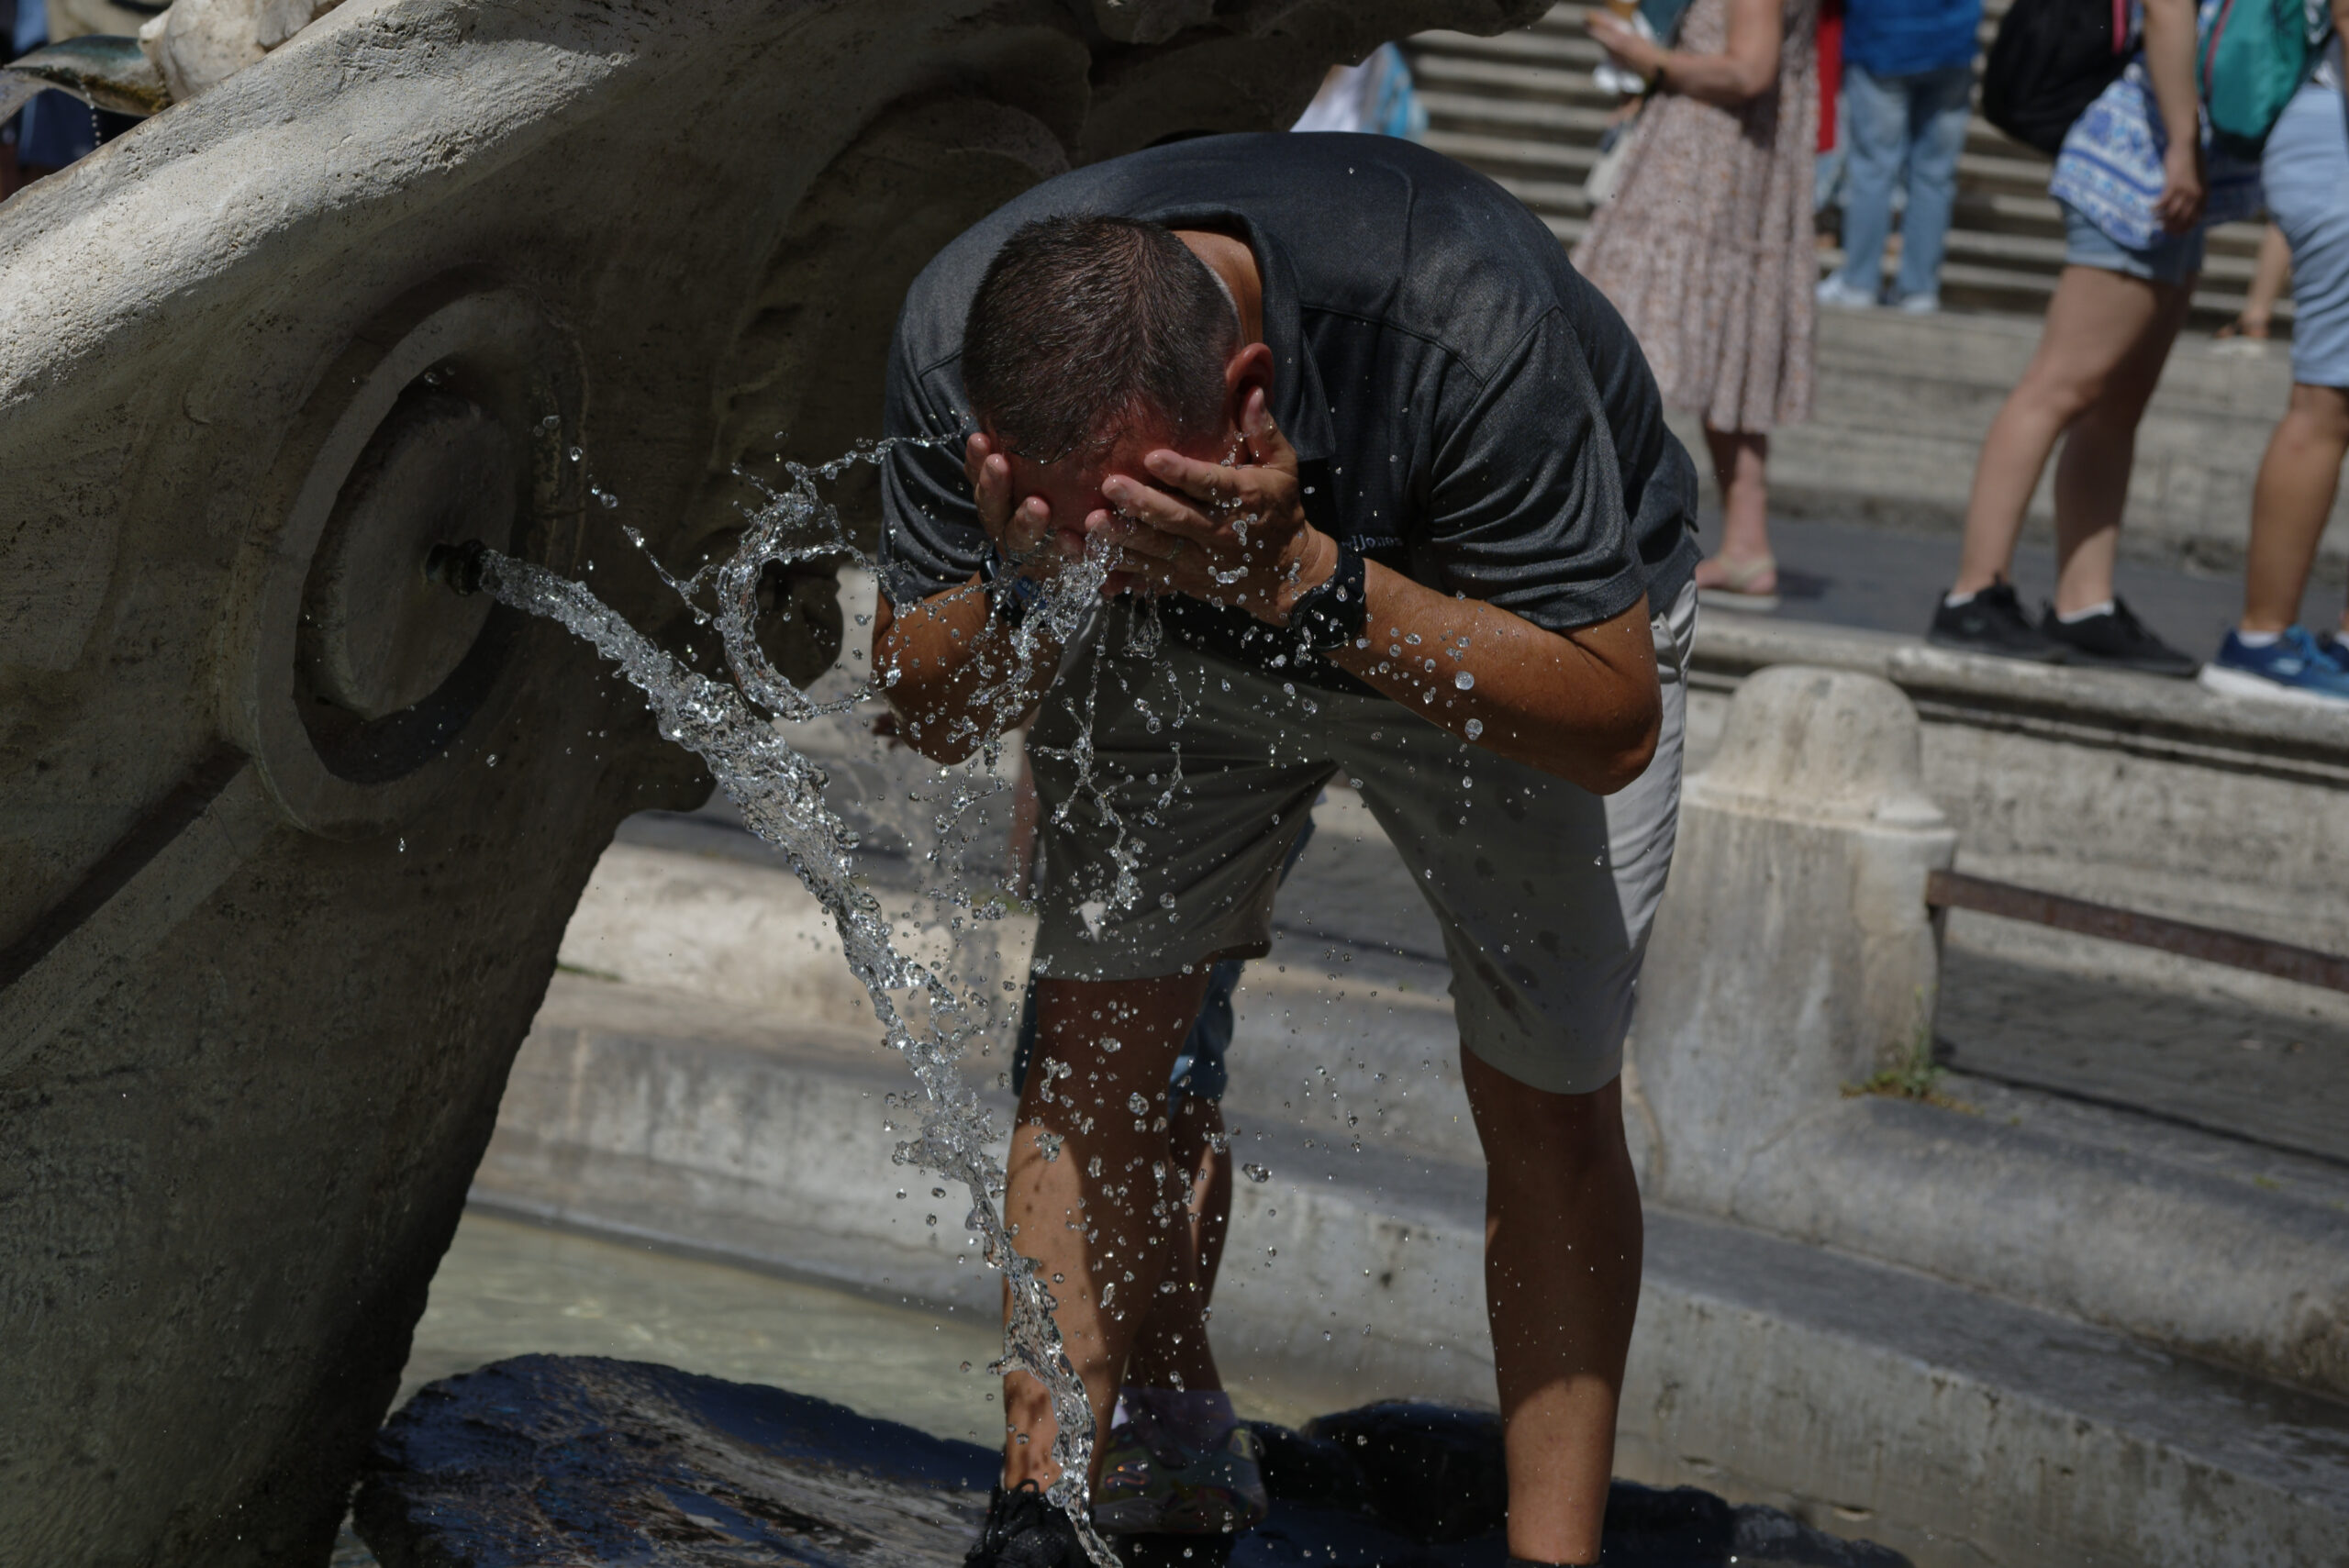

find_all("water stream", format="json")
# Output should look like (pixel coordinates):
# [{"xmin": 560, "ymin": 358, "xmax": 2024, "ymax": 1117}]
[{"xmin": 465, "ymin": 447, "xmax": 1128, "ymax": 1563}]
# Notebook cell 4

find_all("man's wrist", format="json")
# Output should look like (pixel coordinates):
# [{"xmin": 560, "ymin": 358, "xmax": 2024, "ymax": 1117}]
[
  {"xmin": 980, "ymin": 544, "xmax": 1047, "ymax": 626},
  {"xmin": 1283, "ymin": 539, "xmax": 1368, "ymax": 653},
  {"xmin": 1270, "ymin": 528, "xmax": 1340, "ymax": 625}
]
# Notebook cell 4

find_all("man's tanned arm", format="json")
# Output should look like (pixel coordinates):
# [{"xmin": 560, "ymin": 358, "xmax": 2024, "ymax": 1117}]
[
  {"xmin": 1098, "ymin": 388, "xmax": 1660, "ymax": 795},
  {"xmin": 873, "ymin": 433, "xmax": 1068, "ymax": 764}
]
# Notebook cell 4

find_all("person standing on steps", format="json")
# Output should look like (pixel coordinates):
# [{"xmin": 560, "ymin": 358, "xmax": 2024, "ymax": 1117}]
[
  {"xmin": 2197, "ymin": 0, "xmax": 2349, "ymax": 706},
  {"xmin": 872, "ymin": 134, "xmax": 1699, "ymax": 1568},
  {"xmin": 1813, "ymin": 0, "xmax": 1983, "ymax": 315},
  {"xmin": 1580, "ymin": 0, "xmax": 1821, "ymax": 613},
  {"xmin": 1927, "ymin": 0, "xmax": 2260, "ymax": 673}
]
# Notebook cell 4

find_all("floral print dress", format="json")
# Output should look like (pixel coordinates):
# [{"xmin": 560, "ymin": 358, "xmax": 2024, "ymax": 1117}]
[{"xmin": 1573, "ymin": 0, "xmax": 1820, "ymax": 433}]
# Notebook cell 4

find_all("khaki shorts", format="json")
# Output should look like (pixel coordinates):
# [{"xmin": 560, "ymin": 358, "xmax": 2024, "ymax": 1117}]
[{"xmin": 1026, "ymin": 583, "xmax": 1696, "ymax": 1095}]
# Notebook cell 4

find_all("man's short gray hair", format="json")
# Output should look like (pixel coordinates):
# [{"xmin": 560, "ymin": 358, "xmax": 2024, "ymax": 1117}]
[{"xmin": 962, "ymin": 214, "xmax": 1242, "ymax": 464}]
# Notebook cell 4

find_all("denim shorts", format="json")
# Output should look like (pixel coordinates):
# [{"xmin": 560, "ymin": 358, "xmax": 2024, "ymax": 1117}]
[
  {"xmin": 2265, "ymin": 83, "xmax": 2349, "ymax": 387},
  {"xmin": 2060, "ymin": 200, "xmax": 2207, "ymax": 285}
]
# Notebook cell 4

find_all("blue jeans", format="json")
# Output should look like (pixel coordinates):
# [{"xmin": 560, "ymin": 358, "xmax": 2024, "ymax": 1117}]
[
  {"xmin": 1010, "ymin": 816, "xmax": 1318, "ymax": 1106},
  {"xmin": 1832, "ymin": 61, "xmax": 1974, "ymax": 303}
]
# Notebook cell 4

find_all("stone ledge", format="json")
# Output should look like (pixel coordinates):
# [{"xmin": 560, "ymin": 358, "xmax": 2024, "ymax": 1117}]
[{"xmin": 1691, "ymin": 616, "xmax": 2349, "ymax": 779}]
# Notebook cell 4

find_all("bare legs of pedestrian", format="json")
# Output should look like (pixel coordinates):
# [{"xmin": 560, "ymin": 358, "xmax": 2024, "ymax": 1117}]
[
  {"xmin": 1952, "ymin": 264, "xmax": 2194, "ymax": 610},
  {"xmin": 2240, "ymin": 384, "xmax": 2349, "ymax": 635},
  {"xmin": 1464, "ymin": 1050, "xmax": 1643, "ymax": 1568},
  {"xmin": 2217, "ymin": 222, "xmax": 2292, "ymax": 342},
  {"xmin": 1695, "ymin": 423, "xmax": 1776, "ymax": 601},
  {"xmin": 1000, "ymin": 972, "xmax": 1215, "ymax": 1493}
]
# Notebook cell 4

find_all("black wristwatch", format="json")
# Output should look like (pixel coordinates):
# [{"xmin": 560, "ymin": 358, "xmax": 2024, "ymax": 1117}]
[
  {"xmin": 980, "ymin": 545, "xmax": 1045, "ymax": 626},
  {"xmin": 1286, "ymin": 541, "xmax": 1367, "ymax": 653}
]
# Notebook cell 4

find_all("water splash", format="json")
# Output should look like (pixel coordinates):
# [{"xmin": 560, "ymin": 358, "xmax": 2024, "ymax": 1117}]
[{"xmin": 465, "ymin": 443, "xmax": 1123, "ymax": 1566}]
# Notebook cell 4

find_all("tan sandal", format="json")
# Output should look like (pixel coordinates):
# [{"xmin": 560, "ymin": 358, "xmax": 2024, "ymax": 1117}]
[{"xmin": 1696, "ymin": 552, "xmax": 1779, "ymax": 613}]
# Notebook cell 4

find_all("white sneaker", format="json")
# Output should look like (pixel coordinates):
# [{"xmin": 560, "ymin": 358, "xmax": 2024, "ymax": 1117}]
[
  {"xmin": 1815, "ymin": 276, "xmax": 1877, "ymax": 309},
  {"xmin": 1897, "ymin": 292, "xmax": 1942, "ymax": 315}
]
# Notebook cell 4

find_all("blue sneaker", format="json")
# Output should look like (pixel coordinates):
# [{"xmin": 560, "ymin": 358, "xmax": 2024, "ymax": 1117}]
[
  {"xmin": 2197, "ymin": 628, "xmax": 2349, "ymax": 707},
  {"xmin": 2316, "ymin": 631, "xmax": 2349, "ymax": 673}
]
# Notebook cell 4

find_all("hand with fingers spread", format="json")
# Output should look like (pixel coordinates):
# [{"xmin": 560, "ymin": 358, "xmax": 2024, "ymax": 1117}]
[
  {"xmin": 965, "ymin": 430, "xmax": 1080, "ymax": 584},
  {"xmin": 1089, "ymin": 389, "xmax": 1337, "ymax": 626}
]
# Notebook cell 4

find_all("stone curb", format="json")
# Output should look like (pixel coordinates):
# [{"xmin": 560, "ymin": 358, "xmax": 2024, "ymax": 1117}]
[{"xmin": 1691, "ymin": 617, "xmax": 2349, "ymax": 772}]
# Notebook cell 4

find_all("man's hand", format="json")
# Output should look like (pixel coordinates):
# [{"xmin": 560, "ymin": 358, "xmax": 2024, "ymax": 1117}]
[
  {"xmin": 966, "ymin": 431, "xmax": 1075, "ymax": 581},
  {"xmin": 1088, "ymin": 389, "xmax": 1337, "ymax": 625}
]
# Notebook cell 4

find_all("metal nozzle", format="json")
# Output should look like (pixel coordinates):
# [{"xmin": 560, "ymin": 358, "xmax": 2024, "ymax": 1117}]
[{"xmin": 424, "ymin": 539, "xmax": 489, "ymax": 595}]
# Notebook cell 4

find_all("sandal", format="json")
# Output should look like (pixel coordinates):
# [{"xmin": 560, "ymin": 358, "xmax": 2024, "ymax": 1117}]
[{"xmin": 1695, "ymin": 552, "xmax": 1779, "ymax": 613}]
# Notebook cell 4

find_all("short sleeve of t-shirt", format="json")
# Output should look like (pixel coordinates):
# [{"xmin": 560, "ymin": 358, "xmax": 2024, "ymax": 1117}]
[
  {"xmin": 876, "ymin": 334, "xmax": 984, "ymax": 608},
  {"xmin": 1412, "ymin": 307, "xmax": 1641, "ymax": 632}
]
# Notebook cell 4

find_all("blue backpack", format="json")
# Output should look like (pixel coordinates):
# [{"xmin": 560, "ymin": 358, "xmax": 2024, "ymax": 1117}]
[{"xmin": 2199, "ymin": 0, "xmax": 2325, "ymax": 155}]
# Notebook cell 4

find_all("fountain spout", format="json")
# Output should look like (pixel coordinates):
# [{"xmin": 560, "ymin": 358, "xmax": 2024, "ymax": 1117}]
[{"xmin": 424, "ymin": 539, "xmax": 489, "ymax": 596}]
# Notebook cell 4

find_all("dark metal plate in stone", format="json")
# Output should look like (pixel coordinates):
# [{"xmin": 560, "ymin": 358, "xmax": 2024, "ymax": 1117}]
[{"xmin": 1927, "ymin": 870, "xmax": 2349, "ymax": 996}]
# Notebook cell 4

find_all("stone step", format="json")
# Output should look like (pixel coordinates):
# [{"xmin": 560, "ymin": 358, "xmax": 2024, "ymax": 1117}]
[
  {"xmin": 472, "ymin": 973, "xmax": 2349, "ymax": 1568},
  {"xmin": 1659, "ymin": 306, "xmax": 2348, "ymax": 559},
  {"xmin": 1403, "ymin": 7, "xmax": 2275, "ymax": 324},
  {"xmin": 551, "ymin": 747, "xmax": 2349, "ymax": 1388}
]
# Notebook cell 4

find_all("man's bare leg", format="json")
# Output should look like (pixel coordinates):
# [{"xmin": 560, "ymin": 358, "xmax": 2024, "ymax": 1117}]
[
  {"xmin": 1119, "ymin": 1095, "xmax": 1234, "ymax": 1394},
  {"xmin": 1001, "ymin": 972, "xmax": 1215, "ymax": 1491},
  {"xmin": 1463, "ymin": 1051, "xmax": 1643, "ymax": 1567}
]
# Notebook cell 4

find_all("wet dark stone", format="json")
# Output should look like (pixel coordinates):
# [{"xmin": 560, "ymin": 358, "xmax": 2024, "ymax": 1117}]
[
  {"xmin": 1301, "ymin": 1402, "xmax": 1508, "ymax": 1542},
  {"xmin": 356, "ymin": 1359, "xmax": 1909, "ymax": 1568},
  {"xmin": 353, "ymin": 1354, "xmax": 995, "ymax": 1565}
]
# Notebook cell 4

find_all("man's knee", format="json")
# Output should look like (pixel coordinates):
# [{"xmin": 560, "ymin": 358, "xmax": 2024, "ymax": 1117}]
[{"xmin": 1465, "ymin": 1056, "xmax": 1629, "ymax": 1179}]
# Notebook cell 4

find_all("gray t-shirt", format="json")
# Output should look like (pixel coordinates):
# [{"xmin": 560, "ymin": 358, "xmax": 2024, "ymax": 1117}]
[{"xmin": 878, "ymin": 132, "xmax": 1700, "ymax": 694}]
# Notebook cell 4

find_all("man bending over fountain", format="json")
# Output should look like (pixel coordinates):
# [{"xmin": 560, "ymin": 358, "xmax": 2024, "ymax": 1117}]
[{"xmin": 873, "ymin": 131, "xmax": 1699, "ymax": 1568}]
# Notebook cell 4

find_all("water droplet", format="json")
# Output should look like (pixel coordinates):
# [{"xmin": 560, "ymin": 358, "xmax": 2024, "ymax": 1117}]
[
  {"xmin": 567, "ymin": 446, "xmax": 583, "ymax": 462},
  {"xmin": 1454, "ymin": 671, "xmax": 1475, "ymax": 691},
  {"xmin": 484, "ymin": 753, "xmax": 498, "ymax": 767},
  {"xmin": 1464, "ymin": 718, "xmax": 1484, "ymax": 740},
  {"xmin": 1242, "ymin": 1162, "xmax": 1271, "ymax": 1183}
]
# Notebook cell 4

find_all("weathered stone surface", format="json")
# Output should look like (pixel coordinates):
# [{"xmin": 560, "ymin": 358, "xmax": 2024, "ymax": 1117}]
[
  {"xmin": 355, "ymin": 1355, "xmax": 996, "ymax": 1565},
  {"xmin": 1634, "ymin": 665, "xmax": 1957, "ymax": 1209},
  {"xmin": 0, "ymin": 3, "xmax": 1544, "ymax": 1563},
  {"xmin": 355, "ymin": 1358, "xmax": 1911, "ymax": 1567}
]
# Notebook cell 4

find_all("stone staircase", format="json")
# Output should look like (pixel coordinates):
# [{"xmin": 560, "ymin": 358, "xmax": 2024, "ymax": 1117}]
[{"xmin": 1408, "ymin": 0, "xmax": 2277, "ymax": 327}]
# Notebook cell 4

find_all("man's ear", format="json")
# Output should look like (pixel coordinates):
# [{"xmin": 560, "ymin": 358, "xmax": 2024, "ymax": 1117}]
[{"xmin": 1221, "ymin": 341, "xmax": 1276, "ymax": 436}]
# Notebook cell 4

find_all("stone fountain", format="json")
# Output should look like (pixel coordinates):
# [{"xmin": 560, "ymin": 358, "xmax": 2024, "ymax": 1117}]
[{"xmin": 0, "ymin": 2, "xmax": 1543, "ymax": 1562}]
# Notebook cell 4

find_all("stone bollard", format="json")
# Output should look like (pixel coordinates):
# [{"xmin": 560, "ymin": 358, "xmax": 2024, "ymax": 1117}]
[{"xmin": 1631, "ymin": 666, "xmax": 1956, "ymax": 1211}]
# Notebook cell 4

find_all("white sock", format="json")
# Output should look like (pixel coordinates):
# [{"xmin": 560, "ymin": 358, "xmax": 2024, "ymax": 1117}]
[
  {"xmin": 2056, "ymin": 600, "xmax": 2115, "ymax": 624},
  {"xmin": 2234, "ymin": 628, "xmax": 2281, "ymax": 648},
  {"xmin": 1943, "ymin": 589, "xmax": 1977, "ymax": 608}
]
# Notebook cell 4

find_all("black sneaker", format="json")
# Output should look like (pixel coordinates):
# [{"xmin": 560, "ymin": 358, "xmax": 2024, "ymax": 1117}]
[
  {"xmin": 1927, "ymin": 579, "xmax": 2064, "ymax": 662},
  {"xmin": 966, "ymin": 1481, "xmax": 1088, "ymax": 1568},
  {"xmin": 2038, "ymin": 596, "xmax": 2199, "ymax": 677}
]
